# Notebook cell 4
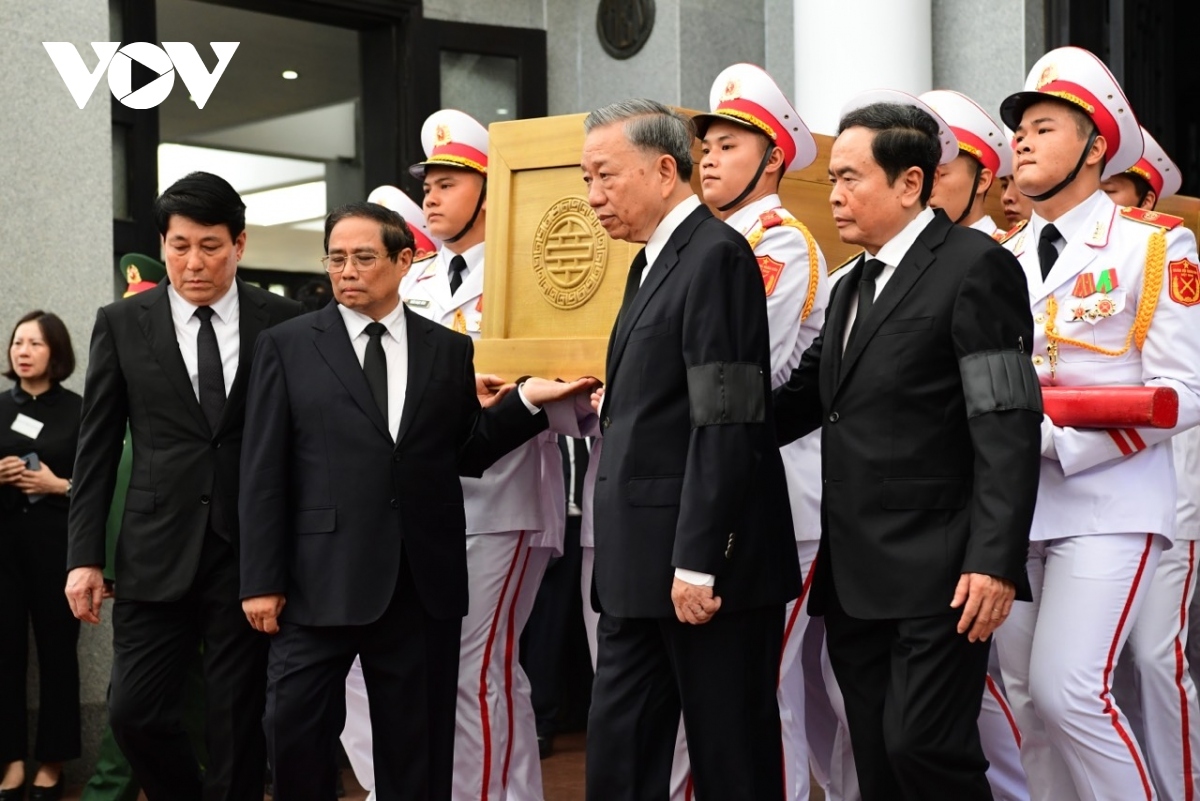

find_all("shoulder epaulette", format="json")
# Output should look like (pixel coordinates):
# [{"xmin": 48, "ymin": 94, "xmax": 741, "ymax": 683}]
[
  {"xmin": 414, "ymin": 256, "xmax": 440, "ymax": 281},
  {"xmin": 413, "ymin": 252, "xmax": 437, "ymax": 264},
  {"xmin": 995, "ymin": 219, "xmax": 1027, "ymax": 245},
  {"xmin": 759, "ymin": 209, "xmax": 783, "ymax": 229},
  {"xmin": 1119, "ymin": 206, "xmax": 1184, "ymax": 231},
  {"xmin": 830, "ymin": 251, "xmax": 862, "ymax": 277}
]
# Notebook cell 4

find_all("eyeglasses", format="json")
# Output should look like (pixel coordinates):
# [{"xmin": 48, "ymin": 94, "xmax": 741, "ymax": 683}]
[{"xmin": 321, "ymin": 252, "xmax": 386, "ymax": 273}]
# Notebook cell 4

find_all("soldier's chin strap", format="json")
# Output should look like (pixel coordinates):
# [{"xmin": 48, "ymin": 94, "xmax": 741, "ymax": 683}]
[
  {"xmin": 718, "ymin": 143, "xmax": 776, "ymax": 213},
  {"xmin": 444, "ymin": 179, "xmax": 487, "ymax": 244},
  {"xmin": 953, "ymin": 160, "xmax": 984, "ymax": 225},
  {"xmin": 1022, "ymin": 128, "xmax": 1100, "ymax": 203}
]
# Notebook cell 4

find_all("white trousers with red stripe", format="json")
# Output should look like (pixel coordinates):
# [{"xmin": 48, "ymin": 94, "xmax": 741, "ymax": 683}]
[
  {"xmin": 1113, "ymin": 539, "xmax": 1200, "ymax": 801},
  {"xmin": 581, "ymin": 546, "xmax": 600, "ymax": 669},
  {"xmin": 665, "ymin": 541, "xmax": 821, "ymax": 801},
  {"xmin": 996, "ymin": 533, "xmax": 1164, "ymax": 801},
  {"xmin": 501, "ymin": 545, "xmax": 555, "ymax": 801},
  {"xmin": 454, "ymin": 532, "xmax": 550, "ymax": 801},
  {"xmin": 802, "ymin": 616, "xmax": 859, "ymax": 801}
]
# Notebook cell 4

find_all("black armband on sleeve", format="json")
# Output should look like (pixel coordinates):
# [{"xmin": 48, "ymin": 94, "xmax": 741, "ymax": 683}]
[
  {"xmin": 686, "ymin": 362, "xmax": 765, "ymax": 426},
  {"xmin": 959, "ymin": 350, "xmax": 1043, "ymax": 418}
]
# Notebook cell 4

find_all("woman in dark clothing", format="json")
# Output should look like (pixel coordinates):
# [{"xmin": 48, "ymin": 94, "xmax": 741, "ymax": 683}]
[{"xmin": 0, "ymin": 311, "xmax": 81, "ymax": 800}]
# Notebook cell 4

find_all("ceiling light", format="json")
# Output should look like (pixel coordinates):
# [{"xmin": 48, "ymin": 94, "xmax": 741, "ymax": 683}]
[{"xmin": 282, "ymin": 70, "xmax": 299, "ymax": 80}]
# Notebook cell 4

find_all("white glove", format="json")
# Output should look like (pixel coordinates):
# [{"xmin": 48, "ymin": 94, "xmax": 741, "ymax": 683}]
[{"xmin": 1040, "ymin": 414, "xmax": 1058, "ymax": 460}]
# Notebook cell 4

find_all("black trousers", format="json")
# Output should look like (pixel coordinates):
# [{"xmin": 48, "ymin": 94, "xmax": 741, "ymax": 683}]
[
  {"xmin": 825, "ymin": 598, "xmax": 992, "ymax": 801},
  {"xmin": 108, "ymin": 529, "xmax": 268, "ymax": 801},
  {"xmin": 521, "ymin": 515, "xmax": 583, "ymax": 737},
  {"xmin": 586, "ymin": 604, "xmax": 785, "ymax": 801},
  {"xmin": 0, "ymin": 506, "xmax": 80, "ymax": 763},
  {"xmin": 264, "ymin": 555, "xmax": 461, "ymax": 801}
]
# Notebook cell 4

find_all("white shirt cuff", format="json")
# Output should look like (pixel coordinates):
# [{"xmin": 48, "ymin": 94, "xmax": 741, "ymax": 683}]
[
  {"xmin": 517, "ymin": 383, "xmax": 541, "ymax": 414},
  {"xmin": 674, "ymin": 568, "xmax": 715, "ymax": 587}
]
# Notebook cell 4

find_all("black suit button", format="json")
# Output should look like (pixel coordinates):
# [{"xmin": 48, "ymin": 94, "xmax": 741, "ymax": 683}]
[
  {"xmin": 393, "ymin": 455, "xmax": 401, "ymax": 463},
  {"xmin": 829, "ymin": 412, "xmax": 839, "ymax": 423},
  {"xmin": 200, "ymin": 495, "xmax": 211, "ymax": 504},
  {"xmin": 213, "ymin": 441, "xmax": 221, "ymax": 449},
  {"xmin": 390, "ymin": 498, "xmax": 398, "ymax": 509},
  {"xmin": 602, "ymin": 416, "xmax": 611, "ymax": 430}
]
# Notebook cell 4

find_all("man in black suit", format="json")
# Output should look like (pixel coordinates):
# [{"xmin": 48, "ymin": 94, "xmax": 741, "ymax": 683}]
[
  {"xmin": 579, "ymin": 99, "xmax": 800, "ymax": 801},
  {"xmin": 774, "ymin": 100, "xmax": 1042, "ymax": 800},
  {"xmin": 65, "ymin": 172, "xmax": 301, "ymax": 800},
  {"xmin": 238, "ymin": 202, "xmax": 595, "ymax": 801}
]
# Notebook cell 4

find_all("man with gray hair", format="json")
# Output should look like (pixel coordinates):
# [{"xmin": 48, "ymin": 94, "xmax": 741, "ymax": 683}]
[{"xmin": 581, "ymin": 98, "xmax": 800, "ymax": 800}]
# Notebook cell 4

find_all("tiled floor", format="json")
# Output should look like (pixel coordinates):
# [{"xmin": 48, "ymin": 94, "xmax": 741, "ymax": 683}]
[{"xmin": 63, "ymin": 732, "xmax": 824, "ymax": 800}]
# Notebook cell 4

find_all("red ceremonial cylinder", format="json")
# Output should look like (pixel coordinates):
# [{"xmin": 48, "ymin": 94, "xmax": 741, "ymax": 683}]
[{"xmin": 1041, "ymin": 386, "xmax": 1179, "ymax": 429}]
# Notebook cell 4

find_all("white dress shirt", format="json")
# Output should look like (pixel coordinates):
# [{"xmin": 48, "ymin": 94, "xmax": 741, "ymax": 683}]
[
  {"xmin": 337, "ymin": 301, "xmax": 409, "ymax": 441},
  {"xmin": 842, "ymin": 206, "xmax": 936, "ymax": 351},
  {"xmin": 641, "ymin": 194, "xmax": 703, "ymax": 285},
  {"xmin": 167, "ymin": 282, "xmax": 240, "ymax": 401}
]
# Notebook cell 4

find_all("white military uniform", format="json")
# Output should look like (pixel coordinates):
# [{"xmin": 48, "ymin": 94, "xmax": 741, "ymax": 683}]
[
  {"xmin": 1107, "ymin": 129, "xmax": 1200, "ymax": 801},
  {"xmin": 991, "ymin": 47, "xmax": 1200, "ymax": 801},
  {"xmin": 970, "ymin": 215, "xmax": 1004, "ymax": 238},
  {"xmin": 995, "ymin": 188, "xmax": 1200, "ymax": 800}
]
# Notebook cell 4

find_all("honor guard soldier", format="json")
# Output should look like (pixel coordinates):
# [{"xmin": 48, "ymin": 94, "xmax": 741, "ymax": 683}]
[
  {"xmin": 922, "ymin": 90, "xmax": 1015, "ymax": 238},
  {"xmin": 674, "ymin": 61, "xmax": 828, "ymax": 801},
  {"xmin": 994, "ymin": 46, "xmax": 1200, "ymax": 801},
  {"xmin": 1101, "ymin": 128, "xmax": 1200, "ymax": 801},
  {"xmin": 341, "ymin": 109, "xmax": 561, "ymax": 801}
]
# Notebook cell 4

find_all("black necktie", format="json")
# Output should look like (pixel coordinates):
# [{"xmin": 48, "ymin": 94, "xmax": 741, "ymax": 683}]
[
  {"xmin": 363, "ymin": 322, "xmax": 388, "ymax": 422},
  {"xmin": 618, "ymin": 250, "xmax": 647, "ymax": 323},
  {"xmin": 194, "ymin": 306, "xmax": 225, "ymax": 431},
  {"xmin": 606, "ymin": 249, "xmax": 648, "ymax": 370},
  {"xmin": 449, "ymin": 255, "xmax": 467, "ymax": 295},
  {"xmin": 845, "ymin": 258, "xmax": 885, "ymax": 352},
  {"xmin": 1038, "ymin": 224, "xmax": 1061, "ymax": 279}
]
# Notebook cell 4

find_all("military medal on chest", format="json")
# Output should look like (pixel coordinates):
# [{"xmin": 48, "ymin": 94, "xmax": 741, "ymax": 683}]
[{"xmin": 1065, "ymin": 269, "xmax": 1124, "ymax": 324}]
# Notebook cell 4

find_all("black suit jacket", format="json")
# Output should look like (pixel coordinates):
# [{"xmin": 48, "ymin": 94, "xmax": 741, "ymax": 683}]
[
  {"xmin": 238, "ymin": 303, "xmax": 549, "ymax": 627},
  {"xmin": 775, "ymin": 211, "xmax": 1041, "ymax": 620},
  {"xmin": 593, "ymin": 204, "xmax": 800, "ymax": 619},
  {"xmin": 67, "ymin": 279, "xmax": 301, "ymax": 602}
]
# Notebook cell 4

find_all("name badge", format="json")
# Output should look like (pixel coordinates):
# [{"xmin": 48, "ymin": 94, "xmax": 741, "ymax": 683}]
[
  {"xmin": 10, "ymin": 413, "xmax": 44, "ymax": 439},
  {"xmin": 406, "ymin": 298, "xmax": 430, "ymax": 308}
]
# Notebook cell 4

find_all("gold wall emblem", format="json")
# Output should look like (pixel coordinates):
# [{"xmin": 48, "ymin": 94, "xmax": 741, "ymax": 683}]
[{"xmin": 531, "ymin": 196, "xmax": 608, "ymax": 310}]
